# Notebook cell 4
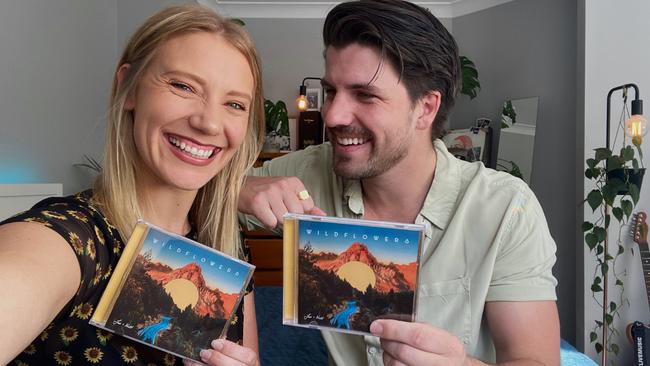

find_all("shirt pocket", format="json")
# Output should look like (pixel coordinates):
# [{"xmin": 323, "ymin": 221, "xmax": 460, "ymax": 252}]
[{"xmin": 415, "ymin": 277, "xmax": 471, "ymax": 343}]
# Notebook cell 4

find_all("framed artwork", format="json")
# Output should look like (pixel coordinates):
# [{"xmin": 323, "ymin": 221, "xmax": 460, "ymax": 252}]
[
  {"xmin": 305, "ymin": 88, "xmax": 322, "ymax": 111},
  {"xmin": 442, "ymin": 127, "xmax": 491, "ymax": 164}
]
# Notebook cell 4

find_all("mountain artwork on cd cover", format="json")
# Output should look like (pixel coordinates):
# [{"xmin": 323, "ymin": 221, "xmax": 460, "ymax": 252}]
[
  {"xmin": 105, "ymin": 227, "xmax": 250, "ymax": 361},
  {"xmin": 297, "ymin": 219, "xmax": 421, "ymax": 333}
]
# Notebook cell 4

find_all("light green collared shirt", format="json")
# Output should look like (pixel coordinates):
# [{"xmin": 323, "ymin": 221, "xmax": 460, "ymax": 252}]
[{"xmin": 246, "ymin": 140, "xmax": 557, "ymax": 364}]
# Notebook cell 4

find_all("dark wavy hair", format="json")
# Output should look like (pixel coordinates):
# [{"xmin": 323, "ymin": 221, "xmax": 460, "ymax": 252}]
[{"xmin": 323, "ymin": 0, "xmax": 460, "ymax": 140}]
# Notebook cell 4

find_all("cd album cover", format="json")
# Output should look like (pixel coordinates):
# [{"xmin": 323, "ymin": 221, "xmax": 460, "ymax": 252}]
[
  {"xmin": 90, "ymin": 221, "xmax": 254, "ymax": 364},
  {"xmin": 283, "ymin": 214, "xmax": 424, "ymax": 336}
]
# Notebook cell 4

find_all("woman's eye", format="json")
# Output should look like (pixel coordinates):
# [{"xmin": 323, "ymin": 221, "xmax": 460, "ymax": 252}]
[
  {"xmin": 170, "ymin": 81, "xmax": 194, "ymax": 93},
  {"xmin": 227, "ymin": 102, "xmax": 246, "ymax": 111}
]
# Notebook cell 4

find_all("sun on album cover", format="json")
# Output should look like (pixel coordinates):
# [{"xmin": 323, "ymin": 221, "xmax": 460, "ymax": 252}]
[
  {"xmin": 283, "ymin": 214, "xmax": 423, "ymax": 335},
  {"xmin": 90, "ymin": 221, "xmax": 254, "ymax": 363}
]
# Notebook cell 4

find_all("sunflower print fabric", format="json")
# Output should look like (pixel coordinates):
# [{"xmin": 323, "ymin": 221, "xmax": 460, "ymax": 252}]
[{"xmin": 2, "ymin": 190, "xmax": 253, "ymax": 365}]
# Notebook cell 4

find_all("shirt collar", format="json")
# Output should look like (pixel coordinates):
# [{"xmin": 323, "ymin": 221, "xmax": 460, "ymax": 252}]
[
  {"xmin": 420, "ymin": 139, "xmax": 461, "ymax": 230},
  {"xmin": 342, "ymin": 139, "xmax": 462, "ymax": 229}
]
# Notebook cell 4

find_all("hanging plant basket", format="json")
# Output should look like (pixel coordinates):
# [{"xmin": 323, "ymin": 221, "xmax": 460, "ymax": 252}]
[{"xmin": 606, "ymin": 168, "xmax": 645, "ymax": 195}]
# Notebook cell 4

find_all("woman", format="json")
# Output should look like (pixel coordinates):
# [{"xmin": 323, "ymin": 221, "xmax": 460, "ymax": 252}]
[{"xmin": 0, "ymin": 5, "xmax": 264, "ymax": 366}]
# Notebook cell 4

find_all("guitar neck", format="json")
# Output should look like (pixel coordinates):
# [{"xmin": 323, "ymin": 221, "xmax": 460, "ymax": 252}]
[{"xmin": 640, "ymin": 240, "xmax": 650, "ymax": 306}]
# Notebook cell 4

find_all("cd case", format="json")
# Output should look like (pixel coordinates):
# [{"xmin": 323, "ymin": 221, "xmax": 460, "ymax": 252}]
[
  {"xmin": 283, "ymin": 213, "xmax": 424, "ymax": 336},
  {"xmin": 90, "ymin": 220, "xmax": 254, "ymax": 364}
]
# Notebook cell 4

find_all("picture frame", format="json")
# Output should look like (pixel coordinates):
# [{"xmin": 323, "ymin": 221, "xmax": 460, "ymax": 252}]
[
  {"xmin": 441, "ymin": 127, "xmax": 491, "ymax": 165},
  {"xmin": 305, "ymin": 88, "xmax": 321, "ymax": 111}
]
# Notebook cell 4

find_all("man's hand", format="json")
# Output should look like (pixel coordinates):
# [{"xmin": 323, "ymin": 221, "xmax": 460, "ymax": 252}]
[
  {"xmin": 183, "ymin": 340, "xmax": 259, "ymax": 366},
  {"xmin": 370, "ymin": 319, "xmax": 471, "ymax": 366},
  {"xmin": 238, "ymin": 176, "xmax": 326, "ymax": 229}
]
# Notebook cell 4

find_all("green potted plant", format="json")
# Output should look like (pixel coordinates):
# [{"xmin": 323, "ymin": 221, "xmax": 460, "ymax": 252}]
[
  {"xmin": 264, "ymin": 99, "xmax": 289, "ymax": 152},
  {"xmin": 582, "ymin": 84, "xmax": 646, "ymax": 364},
  {"xmin": 460, "ymin": 55, "xmax": 480, "ymax": 100}
]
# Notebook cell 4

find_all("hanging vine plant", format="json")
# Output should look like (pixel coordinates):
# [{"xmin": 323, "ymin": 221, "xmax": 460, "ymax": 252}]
[{"xmin": 582, "ymin": 85, "xmax": 645, "ymax": 363}]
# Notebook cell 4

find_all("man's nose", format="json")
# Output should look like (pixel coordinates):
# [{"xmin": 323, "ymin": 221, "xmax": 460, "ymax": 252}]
[{"xmin": 322, "ymin": 93, "xmax": 355, "ymax": 128}]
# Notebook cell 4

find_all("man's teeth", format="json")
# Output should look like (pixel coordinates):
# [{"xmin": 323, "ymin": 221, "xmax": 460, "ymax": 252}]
[
  {"xmin": 168, "ymin": 136, "xmax": 214, "ymax": 159},
  {"xmin": 337, "ymin": 137, "xmax": 366, "ymax": 146}
]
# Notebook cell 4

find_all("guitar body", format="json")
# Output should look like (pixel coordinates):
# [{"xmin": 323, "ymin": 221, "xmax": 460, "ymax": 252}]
[{"xmin": 627, "ymin": 212, "xmax": 650, "ymax": 365}]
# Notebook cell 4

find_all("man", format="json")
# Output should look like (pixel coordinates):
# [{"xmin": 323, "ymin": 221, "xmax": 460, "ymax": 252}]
[{"xmin": 238, "ymin": 0, "xmax": 560, "ymax": 364}]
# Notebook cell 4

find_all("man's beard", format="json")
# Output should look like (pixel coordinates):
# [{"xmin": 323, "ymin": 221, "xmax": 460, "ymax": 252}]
[{"xmin": 329, "ymin": 126, "xmax": 411, "ymax": 179}]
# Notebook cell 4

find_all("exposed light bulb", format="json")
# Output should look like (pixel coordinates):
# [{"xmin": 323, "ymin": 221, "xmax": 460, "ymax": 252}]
[
  {"xmin": 296, "ymin": 95, "xmax": 308, "ymax": 111},
  {"xmin": 626, "ymin": 114, "xmax": 647, "ymax": 145}
]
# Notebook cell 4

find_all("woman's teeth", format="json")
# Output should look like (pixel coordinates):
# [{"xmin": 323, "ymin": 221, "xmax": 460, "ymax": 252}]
[
  {"xmin": 168, "ymin": 136, "xmax": 214, "ymax": 159},
  {"xmin": 337, "ymin": 137, "xmax": 366, "ymax": 146}
]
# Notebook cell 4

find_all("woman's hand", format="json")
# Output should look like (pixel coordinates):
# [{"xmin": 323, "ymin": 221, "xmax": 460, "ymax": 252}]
[{"xmin": 183, "ymin": 339, "xmax": 259, "ymax": 366}]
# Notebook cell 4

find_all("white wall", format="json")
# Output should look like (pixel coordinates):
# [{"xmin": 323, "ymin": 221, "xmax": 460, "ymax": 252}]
[
  {"xmin": 0, "ymin": 1, "xmax": 116, "ymax": 195},
  {"xmin": 582, "ymin": 0, "xmax": 650, "ymax": 363}
]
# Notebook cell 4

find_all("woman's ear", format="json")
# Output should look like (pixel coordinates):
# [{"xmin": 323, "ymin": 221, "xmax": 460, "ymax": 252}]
[
  {"xmin": 415, "ymin": 91, "xmax": 442, "ymax": 130},
  {"xmin": 116, "ymin": 64, "xmax": 135, "ymax": 110}
]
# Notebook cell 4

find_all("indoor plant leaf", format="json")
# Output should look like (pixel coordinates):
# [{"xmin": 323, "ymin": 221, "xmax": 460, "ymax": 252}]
[
  {"xmin": 594, "ymin": 148, "xmax": 612, "ymax": 161},
  {"xmin": 459, "ymin": 55, "xmax": 481, "ymax": 99},
  {"xmin": 629, "ymin": 183, "xmax": 640, "ymax": 204},
  {"xmin": 587, "ymin": 190, "xmax": 602, "ymax": 211}
]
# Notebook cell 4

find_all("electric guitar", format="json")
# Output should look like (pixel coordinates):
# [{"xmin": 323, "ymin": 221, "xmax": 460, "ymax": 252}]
[
  {"xmin": 627, "ymin": 212, "xmax": 649, "ymax": 365},
  {"xmin": 631, "ymin": 211, "xmax": 650, "ymax": 308}
]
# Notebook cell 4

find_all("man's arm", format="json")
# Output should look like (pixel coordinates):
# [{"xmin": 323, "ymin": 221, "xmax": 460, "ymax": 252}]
[
  {"xmin": 370, "ymin": 300, "xmax": 559, "ymax": 366},
  {"xmin": 484, "ymin": 300, "xmax": 559, "ymax": 365}
]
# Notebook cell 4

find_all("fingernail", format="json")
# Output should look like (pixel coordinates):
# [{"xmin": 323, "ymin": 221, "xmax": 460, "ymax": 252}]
[
  {"xmin": 370, "ymin": 321, "xmax": 382, "ymax": 335},
  {"xmin": 211, "ymin": 339, "xmax": 224, "ymax": 350},
  {"xmin": 200, "ymin": 349, "xmax": 212, "ymax": 361}
]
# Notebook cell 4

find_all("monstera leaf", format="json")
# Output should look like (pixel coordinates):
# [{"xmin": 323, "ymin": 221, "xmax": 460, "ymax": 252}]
[
  {"xmin": 264, "ymin": 99, "xmax": 289, "ymax": 136},
  {"xmin": 460, "ymin": 55, "xmax": 481, "ymax": 99}
]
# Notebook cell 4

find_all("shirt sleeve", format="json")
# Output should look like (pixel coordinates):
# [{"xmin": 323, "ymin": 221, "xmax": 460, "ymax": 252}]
[{"xmin": 486, "ymin": 190, "xmax": 558, "ymax": 302}]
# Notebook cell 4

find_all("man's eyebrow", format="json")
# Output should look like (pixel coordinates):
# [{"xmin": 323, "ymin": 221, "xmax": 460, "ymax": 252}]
[{"xmin": 321, "ymin": 79, "xmax": 381, "ymax": 92}]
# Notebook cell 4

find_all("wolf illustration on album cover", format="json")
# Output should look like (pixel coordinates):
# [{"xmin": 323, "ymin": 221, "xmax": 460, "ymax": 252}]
[
  {"xmin": 102, "ymin": 225, "xmax": 252, "ymax": 361},
  {"xmin": 296, "ymin": 219, "xmax": 421, "ymax": 333}
]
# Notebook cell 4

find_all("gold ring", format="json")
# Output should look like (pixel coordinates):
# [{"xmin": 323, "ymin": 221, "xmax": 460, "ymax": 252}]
[{"xmin": 298, "ymin": 190, "xmax": 310, "ymax": 201}]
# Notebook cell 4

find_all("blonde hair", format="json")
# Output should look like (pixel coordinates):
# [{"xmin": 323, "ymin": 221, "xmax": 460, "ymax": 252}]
[{"xmin": 94, "ymin": 5, "xmax": 264, "ymax": 258}]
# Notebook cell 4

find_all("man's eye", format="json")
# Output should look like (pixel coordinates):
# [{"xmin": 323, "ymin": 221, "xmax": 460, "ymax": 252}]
[
  {"xmin": 357, "ymin": 91, "xmax": 375, "ymax": 100},
  {"xmin": 324, "ymin": 88, "xmax": 336, "ymax": 98},
  {"xmin": 171, "ymin": 81, "xmax": 194, "ymax": 93},
  {"xmin": 227, "ymin": 102, "xmax": 246, "ymax": 111}
]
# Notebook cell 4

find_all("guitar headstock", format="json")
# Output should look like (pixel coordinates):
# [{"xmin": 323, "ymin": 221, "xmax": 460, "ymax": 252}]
[{"xmin": 630, "ymin": 211, "xmax": 648, "ymax": 245}]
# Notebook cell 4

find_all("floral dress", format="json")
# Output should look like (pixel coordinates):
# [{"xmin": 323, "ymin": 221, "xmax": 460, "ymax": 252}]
[{"xmin": 2, "ymin": 190, "xmax": 252, "ymax": 365}]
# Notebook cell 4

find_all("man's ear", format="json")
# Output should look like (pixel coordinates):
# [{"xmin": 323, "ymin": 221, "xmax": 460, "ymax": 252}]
[
  {"xmin": 116, "ymin": 64, "xmax": 135, "ymax": 110},
  {"xmin": 415, "ymin": 91, "xmax": 442, "ymax": 130}
]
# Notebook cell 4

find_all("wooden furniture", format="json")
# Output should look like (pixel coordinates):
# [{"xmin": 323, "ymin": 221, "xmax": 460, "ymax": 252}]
[
  {"xmin": 245, "ymin": 151, "xmax": 288, "ymax": 286},
  {"xmin": 244, "ymin": 227, "xmax": 283, "ymax": 286}
]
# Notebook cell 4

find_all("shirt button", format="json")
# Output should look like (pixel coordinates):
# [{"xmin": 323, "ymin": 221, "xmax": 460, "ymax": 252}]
[{"xmin": 368, "ymin": 347, "xmax": 377, "ymax": 355}]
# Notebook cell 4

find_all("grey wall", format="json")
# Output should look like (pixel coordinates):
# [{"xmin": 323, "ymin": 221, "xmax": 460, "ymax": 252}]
[
  {"xmin": 117, "ymin": 0, "xmax": 191, "ymax": 50},
  {"xmin": 0, "ymin": 1, "xmax": 117, "ymax": 195},
  {"xmin": 242, "ymin": 17, "xmax": 451, "ymax": 117},
  {"xmin": 451, "ymin": 0, "xmax": 578, "ymax": 344},
  {"xmin": 242, "ymin": 18, "xmax": 326, "ymax": 117}
]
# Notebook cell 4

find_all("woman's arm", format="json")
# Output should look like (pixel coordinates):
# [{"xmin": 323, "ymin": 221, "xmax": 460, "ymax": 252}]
[{"xmin": 0, "ymin": 222, "xmax": 81, "ymax": 364}]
